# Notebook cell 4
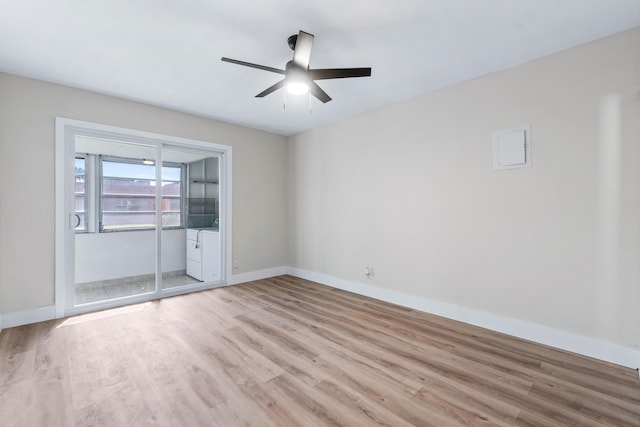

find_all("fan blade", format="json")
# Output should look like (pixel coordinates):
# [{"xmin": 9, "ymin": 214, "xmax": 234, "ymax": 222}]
[
  {"xmin": 255, "ymin": 80, "xmax": 285, "ymax": 98},
  {"xmin": 221, "ymin": 57, "xmax": 285, "ymax": 75},
  {"xmin": 308, "ymin": 67, "xmax": 372, "ymax": 80},
  {"xmin": 309, "ymin": 81, "xmax": 332, "ymax": 103},
  {"xmin": 292, "ymin": 31, "xmax": 314, "ymax": 69}
]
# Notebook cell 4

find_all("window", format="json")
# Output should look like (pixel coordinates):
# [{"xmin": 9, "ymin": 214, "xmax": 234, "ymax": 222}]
[
  {"xmin": 76, "ymin": 155, "xmax": 184, "ymax": 232},
  {"xmin": 75, "ymin": 157, "xmax": 87, "ymax": 232}
]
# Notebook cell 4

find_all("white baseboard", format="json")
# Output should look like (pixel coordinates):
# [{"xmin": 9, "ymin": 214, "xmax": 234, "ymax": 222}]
[
  {"xmin": 228, "ymin": 266, "xmax": 287, "ymax": 285},
  {"xmin": 0, "ymin": 267, "xmax": 287, "ymax": 330},
  {"xmin": 286, "ymin": 267, "xmax": 640, "ymax": 370},
  {"xmin": 1, "ymin": 305, "xmax": 56, "ymax": 329}
]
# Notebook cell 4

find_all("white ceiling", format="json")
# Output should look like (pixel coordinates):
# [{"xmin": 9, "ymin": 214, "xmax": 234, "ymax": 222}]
[{"xmin": 1, "ymin": 1, "xmax": 639, "ymax": 136}]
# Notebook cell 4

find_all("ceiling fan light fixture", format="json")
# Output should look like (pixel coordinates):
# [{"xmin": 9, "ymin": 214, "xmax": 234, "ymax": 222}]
[
  {"xmin": 286, "ymin": 65, "xmax": 309, "ymax": 95},
  {"xmin": 286, "ymin": 80, "xmax": 309, "ymax": 95}
]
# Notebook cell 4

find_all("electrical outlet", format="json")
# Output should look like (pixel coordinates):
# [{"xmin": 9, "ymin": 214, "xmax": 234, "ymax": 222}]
[
  {"xmin": 233, "ymin": 259, "xmax": 240, "ymax": 271},
  {"xmin": 364, "ymin": 266, "xmax": 373, "ymax": 279}
]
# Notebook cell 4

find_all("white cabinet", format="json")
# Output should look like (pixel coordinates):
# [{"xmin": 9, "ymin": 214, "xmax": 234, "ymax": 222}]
[{"xmin": 186, "ymin": 228, "xmax": 220, "ymax": 282}]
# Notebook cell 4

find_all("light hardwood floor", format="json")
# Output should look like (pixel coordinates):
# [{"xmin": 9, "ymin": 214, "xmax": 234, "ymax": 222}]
[{"xmin": 1, "ymin": 275, "xmax": 639, "ymax": 426}]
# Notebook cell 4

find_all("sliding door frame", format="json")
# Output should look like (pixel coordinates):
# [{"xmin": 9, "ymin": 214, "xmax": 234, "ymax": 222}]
[{"xmin": 55, "ymin": 117, "xmax": 233, "ymax": 317}]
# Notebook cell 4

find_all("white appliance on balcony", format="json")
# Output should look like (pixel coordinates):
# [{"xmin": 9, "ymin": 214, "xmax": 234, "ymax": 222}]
[{"xmin": 186, "ymin": 228, "xmax": 220, "ymax": 282}]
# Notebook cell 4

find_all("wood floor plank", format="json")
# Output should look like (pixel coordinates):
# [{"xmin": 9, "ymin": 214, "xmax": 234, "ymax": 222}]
[
  {"xmin": 313, "ymin": 378, "xmax": 416, "ymax": 427},
  {"xmin": 1, "ymin": 275, "xmax": 639, "ymax": 426},
  {"xmin": 411, "ymin": 376, "xmax": 520, "ymax": 426},
  {"xmin": 227, "ymin": 323, "xmax": 328, "ymax": 387},
  {"xmin": 0, "ymin": 377, "xmax": 74, "ymax": 427}
]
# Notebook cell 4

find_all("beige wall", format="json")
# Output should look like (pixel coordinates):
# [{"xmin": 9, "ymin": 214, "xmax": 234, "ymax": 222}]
[
  {"xmin": 1, "ymin": 28, "xmax": 639, "ymax": 353},
  {"xmin": 0, "ymin": 73, "xmax": 287, "ymax": 313},
  {"xmin": 287, "ymin": 29, "xmax": 640, "ymax": 349}
]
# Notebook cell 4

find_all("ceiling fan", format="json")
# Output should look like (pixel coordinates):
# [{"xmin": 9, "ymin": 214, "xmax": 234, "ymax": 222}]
[{"xmin": 221, "ymin": 30, "xmax": 372, "ymax": 103}]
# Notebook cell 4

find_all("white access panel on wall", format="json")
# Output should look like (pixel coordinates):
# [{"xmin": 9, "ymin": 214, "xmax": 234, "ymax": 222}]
[{"xmin": 493, "ymin": 126, "xmax": 531, "ymax": 171}]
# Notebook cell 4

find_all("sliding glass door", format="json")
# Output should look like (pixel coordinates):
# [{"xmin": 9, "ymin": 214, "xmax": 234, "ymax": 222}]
[
  {"xmin": 74, "ymin": 136, "xmax": 159, "ymax": 305},
  {"xmin": 55, "ymin": 118, "xmax": 231, "ymax": 317}
]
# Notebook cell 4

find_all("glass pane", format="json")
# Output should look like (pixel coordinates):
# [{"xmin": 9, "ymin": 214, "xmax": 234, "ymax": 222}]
[
  {"xmin": 102, "ymin": 162, "xmax": 157, "ymax": 231},
  {"xmin": 184, "ymin": 156, "xmax": 221, "ymax": 282},
  {"xmin": 161, "ymin": 211, "xmax": 181, "ymax": 227},
  {"xmin": 102, "ymin": 212, "xmax": 156, "ymax": 230},
  {"xmin": 162, "ymin": 166, "xmax": 181, "ymax": 181},
  {"xmin": 75, "ymin": 158, "xmax": 85, "ymax": 175},
  {"xmin": 102, "ymin": 178, "xmax": 156, "ymax": 194},
  {"xmin": 75, "ymin": 196, "xmax": 86, "ymax": 232},
  {"xmin": 75, "ymin": 196, "xmax": 85, "ymax": 211},
  {"xmin": 100, "ymin": 162, "xmax": 181, "ymax": 230},
  {"xmin": 75, "ymin": 136, "xmax": 157, "ymax": 305},
  {"xmin": 162, "ymin": 166, "xmax": 182, "ymax": 228},
  {"xmin": 162, "ymin": 181, "xmax": 181, "ymax": 196},
  {"xmin": 74, "ymin": 158, "xmax": 87, "ymax": 232},
  {"xmin": 103, "ymin": 161, "xmax": 156, "ymax": 180},
  {"xmin": 161, "ymin": 146, "xmax": 218, "ymax": 290}
]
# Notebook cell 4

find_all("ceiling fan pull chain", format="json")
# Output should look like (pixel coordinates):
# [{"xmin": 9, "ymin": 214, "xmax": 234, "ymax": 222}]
[{"xmin": 283, "ymin": 87, "xmax": 287, "ymax": 110}]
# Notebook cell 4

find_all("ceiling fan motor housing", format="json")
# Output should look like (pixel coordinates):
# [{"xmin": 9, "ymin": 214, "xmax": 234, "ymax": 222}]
[
  {"xmin": 287, "ymin": 34, "xmax": 298, "ymax": 51},
  {"xmin": 286, "ymin": 62, "xmax": 308, "ymax": 87},
  {"xmin": 285, "ymin": 60, "xmax": 305, "ymax": 72}
]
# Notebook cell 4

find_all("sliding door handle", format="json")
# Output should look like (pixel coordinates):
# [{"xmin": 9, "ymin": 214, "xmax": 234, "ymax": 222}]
[{"xmin": 70, "ymin": 214, "xmax": 81, "ymax": 229}]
